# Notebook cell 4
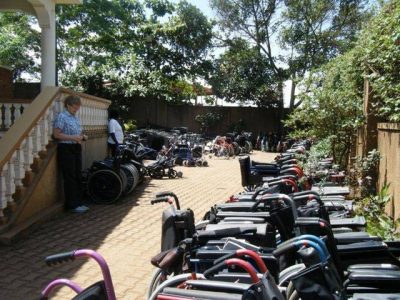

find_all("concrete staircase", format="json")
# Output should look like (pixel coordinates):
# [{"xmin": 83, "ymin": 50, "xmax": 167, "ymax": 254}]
[{"xmin": 0, "ymin": 87, "xmax": 111, "ymax": 243}]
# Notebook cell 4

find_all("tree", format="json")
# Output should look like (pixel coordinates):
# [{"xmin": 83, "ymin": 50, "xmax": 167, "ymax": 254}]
[
  {"xmin": 195, "ymin": 111, "xmax": 222, "ymax": 134},
  {"xmin": 0, "ymin": 12, "xmax": 40, "ymax": 80},
  {"xmin": 356, "ymin": 0, "xmax": 400, "ymax": 122},
  {"xmin": 210, "ymin": 0, "xmax": 286, "ymax": 107},
  {"xmin": 57, "ymin": 0, "xmax": 214, "ymax": 108},
  {"xmin": 280, "ymin": 0, "xmax": 374, "ymax": 109},
  {"xmin": 284, "ymin": 49, "xmax": 364, "ymax": 167},
  {"xmin": 209, "ymin": 38, "xmax": 280, "ymax": 107},
  {"xmin": 139, "ymin": 0, "xmax": 214, "ymax": 80}
]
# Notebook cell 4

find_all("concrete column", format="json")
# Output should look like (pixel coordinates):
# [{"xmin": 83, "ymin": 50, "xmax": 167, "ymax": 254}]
[{"xmin": 40, "ymin": 2, "xmax": 56, "ymax": 88}]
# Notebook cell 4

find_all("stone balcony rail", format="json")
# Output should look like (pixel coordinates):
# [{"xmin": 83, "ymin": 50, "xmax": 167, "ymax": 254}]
[
  {"xmin": 0, "ymin": 87, "xmax": 111, "ymax": 224},
  {"xmin": 0, "ymin": 99, "xmax": 32, "ymax": 131}
]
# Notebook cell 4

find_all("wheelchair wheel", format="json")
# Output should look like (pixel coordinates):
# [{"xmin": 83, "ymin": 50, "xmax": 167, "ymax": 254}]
[
  {"xmin": 150, "ymin": 168, "xmax": 164, "ymax": 179},
  {"xmin": 147, "ymin": 268, "xmax": 163, "ymax": 299},
  {"xmin": 120, "ymin": 164, "xmax": 136, "ymax": 194},
  {"xmin": 118, "ymin": 168, "xmax": 128, "ymax": 195},
  {"xmin": 87, "ymin": 169, "xmax": 122, "ymax": 204},
  {"xmin": 124, "ymin": 164, "xmax": 140, "ymax": 188},
  {"xmin": 202, "ymin": 160, "xmax": 208, "ymax": 167},
  {"xmin": 129, "ymin": 164, "xmax": 140, "ymax": 188},
  {"xmin": 232, "ymin": 142, "xmax": 241, "ymax": 156},
  {"xmin": 168, "ymin": 169, "xmax": 177, "ymax": 178},
  {"xmin": 228, "ymin": 145, "xmax": 235, "ymax": 157},
  {"xmin": 245, "ymin": 141, "xmax": 253, "ymax": 153}
]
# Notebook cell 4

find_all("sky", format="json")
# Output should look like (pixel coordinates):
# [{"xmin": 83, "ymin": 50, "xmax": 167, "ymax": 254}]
[{"xmin": 183, "ymin": 1, "xmax": 216, "ymax": 18}]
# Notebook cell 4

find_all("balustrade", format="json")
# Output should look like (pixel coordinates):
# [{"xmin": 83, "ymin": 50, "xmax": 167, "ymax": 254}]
[
  {"xmin": 0, "ymin": 100, "xmax": 31, "ymax": 131},
  {"xmin": 0, "ymin": 88, "xmax": 110, "ymax": 224}
]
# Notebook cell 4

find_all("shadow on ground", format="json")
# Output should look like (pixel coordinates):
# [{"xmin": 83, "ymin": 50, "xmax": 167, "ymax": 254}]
[{"xmin": 0, "ymin": 179, "xmax": 154, "ymax": 299}]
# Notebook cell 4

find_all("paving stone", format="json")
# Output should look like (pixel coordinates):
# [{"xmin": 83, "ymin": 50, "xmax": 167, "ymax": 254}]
[{"xmin": 0, "ymin": 151, "xmax": 276, "ymax": 299}]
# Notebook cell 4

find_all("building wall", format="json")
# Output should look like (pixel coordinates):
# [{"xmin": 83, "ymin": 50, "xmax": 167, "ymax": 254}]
[
  {"xmin": 129, "ymin": 98, "xmax": 285, "ymax": 135},
  {"xmin": 377, "ymin": 123, "xmax": 400, "ymax": 219},
  {"xmin": 0, "ymin": 67, "xmax": 13, "ymax": 98},
  {"xmin": 81, "ymin": 134, "xmax": 109, "ymax": 169},
  {"xmin": 14, "ymin": 145, "xmax": 63, "ymax": 226}
]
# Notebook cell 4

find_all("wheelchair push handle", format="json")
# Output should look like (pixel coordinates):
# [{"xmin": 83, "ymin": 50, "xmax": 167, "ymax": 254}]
[
  {"xmin": 43, "ymin": 249, "xmax": 116, "ymax": 300},
  {"xmin": 153, "ymin": 192, "xmax": 181, "ymax": 209},
  {"xmin": 151, "ymin": 196, "xmax": 171, "ymax": 205},
  {"xmin": 213, "ymin": 249, "xmax": 267, "ymax": 273},
  {"xmin": 45, "ymin": 251, "xmax": 75, "ymax": 266},
  {"xmin": 273, "ymin": 239, "xmax": 328, "ymax": 263},
  {"xmin": 204, "ymin": 258, "xmax": 260, "ymax": 284}
]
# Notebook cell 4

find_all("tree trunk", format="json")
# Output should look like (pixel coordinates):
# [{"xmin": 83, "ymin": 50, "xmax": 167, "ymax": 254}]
[
  {"xmin": 277, "ymin": 81, "xmax": 285, "ymax": 136},
  {"xmin": 289, "ymin": 80, "xmax": 296, "ymax": 110}
]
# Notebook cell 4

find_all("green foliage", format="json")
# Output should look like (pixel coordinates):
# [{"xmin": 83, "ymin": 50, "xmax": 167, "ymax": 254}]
[
  {"xmin": 355, "ymin": 184, "xmax": 400, "ymax": 240},
  {"xmin": 285, "ymin": 49, "xmax": 364, "ymax": 167},
  {"xmin": 0, "ymin": 12, "xmax": 40, "ymax": 80},
  {"xmin": 347, "ymin": 149, "xmax": 381, "ymax": 197},
  {"xmin": 195, "ymin": 112, "xmax": 222, "ymax": 133},
  {"xmin": 209, "ymin": 0, "xmax": 374, "ymax": 108},
  {"xmin": 280, "ymin": 0, "xmax": 373, "ymax": 108},
  {"xmin": 228, "ymin": 119, "xmax": 246, "ymax": 133},
  {"xmin": 54, "ymin": 0, "xmax": 214, "ymax": 111},
  {"xmin": 280, "ymin": 0, "xmax": 371, "ymax": 75},
  {"xmin": 124, "ymin": 119, "xmax": 137, "ymax": 132},
  {"xmin": 299, "ymin": 138, "xmax": 332, "ymax": 180},
  {"xmin": 53, "ymin": 0, "xmax": 213, "ymax": 114},
  {"xmin": 355, "ymin": 0, "xmax": 400, "ymax": 121},
  {"xmin": 204, "ymin": 96, "xmax": 216, "ymax": 105},
  {"xmin": 209, "ymin": 39, "xmax": 280, "ymax": 107},
  {"xmin": 309, "ymin": 138, "xmax": 332, "ymax": 160},
  {"xmin": 209, "ymin": 0, "xmax": 285, "ymax": 107},
  {"xmin": 285, "ymin": 0, "xmax": 400, "ymax": 167}
]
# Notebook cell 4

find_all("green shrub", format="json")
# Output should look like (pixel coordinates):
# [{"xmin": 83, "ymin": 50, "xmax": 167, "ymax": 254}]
[{"xmin": 355, "ymin": 184, "xmax": 400, "ymax": 241}]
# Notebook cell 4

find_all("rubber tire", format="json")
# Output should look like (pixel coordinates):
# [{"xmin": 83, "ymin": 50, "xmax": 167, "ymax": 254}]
[
  {"xmin": 246, "ymin": 141, "xmax": 253, "ymax": 153},
  {"xmin": 168, "ymin": 169, "xmax": 178, "ymax": 178},
  {"xmin": 124, "ymin": 163, "xmax": 140, "ymax": 189},
  {"xmin": 120, "ymin": 164, "xmax": 137, "ymax": 194},
  {"xmin": 130, "ymin": 164, "xmax": 140, "ymax": 188},
  {"xmin": 151, "ymin": 168, "xmax": 164, "ymax": 179},
  {"xmin": 228, "ymin": 146, "xmax": 235, "ymax": 157},
  {"xmin": 118, "ymin": 168, "xmax": 128, "ymax": 195},
  {"xmin": 87, "ymin": 169, "xmax": 122, "ymax": 204},
  {"xmin": 147, "ymin": 268, "xmax": 162, "ymax": 299},
  {"xmin": 232, "ymin": 142, "xmax": 241, "ymax": 156}
]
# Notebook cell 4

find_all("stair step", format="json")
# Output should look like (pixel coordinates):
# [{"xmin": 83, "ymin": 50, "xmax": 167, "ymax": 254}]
[{"xmin": 0, "ymin": 202, "xmax": 64, "ymax": 245}]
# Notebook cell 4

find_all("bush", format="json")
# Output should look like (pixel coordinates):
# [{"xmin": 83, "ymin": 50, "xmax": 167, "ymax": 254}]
[
  {"xmin": 124, "ymin": 119, "xmax": 137, "ymax": 132},
  {"xmin": 195, "ymin": 112, "xmax": 222, "ymax": 134},
  {"xmin": 355, "ymin": 184, "xmax": 400, "ymax": 240}
]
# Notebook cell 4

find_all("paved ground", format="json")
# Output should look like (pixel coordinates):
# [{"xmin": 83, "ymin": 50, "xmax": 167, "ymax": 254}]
[{"xmin": 0, "ymin": 151, "xmax": 276, "ymax": 300}]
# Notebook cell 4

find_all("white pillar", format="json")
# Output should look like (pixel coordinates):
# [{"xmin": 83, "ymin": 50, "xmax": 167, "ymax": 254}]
[{"xmin": 40, "ymin": 2, "xmax": 56, "ymax": 88}]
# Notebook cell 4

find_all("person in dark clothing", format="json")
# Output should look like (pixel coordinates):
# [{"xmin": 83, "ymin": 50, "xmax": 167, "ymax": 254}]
[{"xmin": 53, "ymin": 95, "xmax": 88, "ymax": 213}]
